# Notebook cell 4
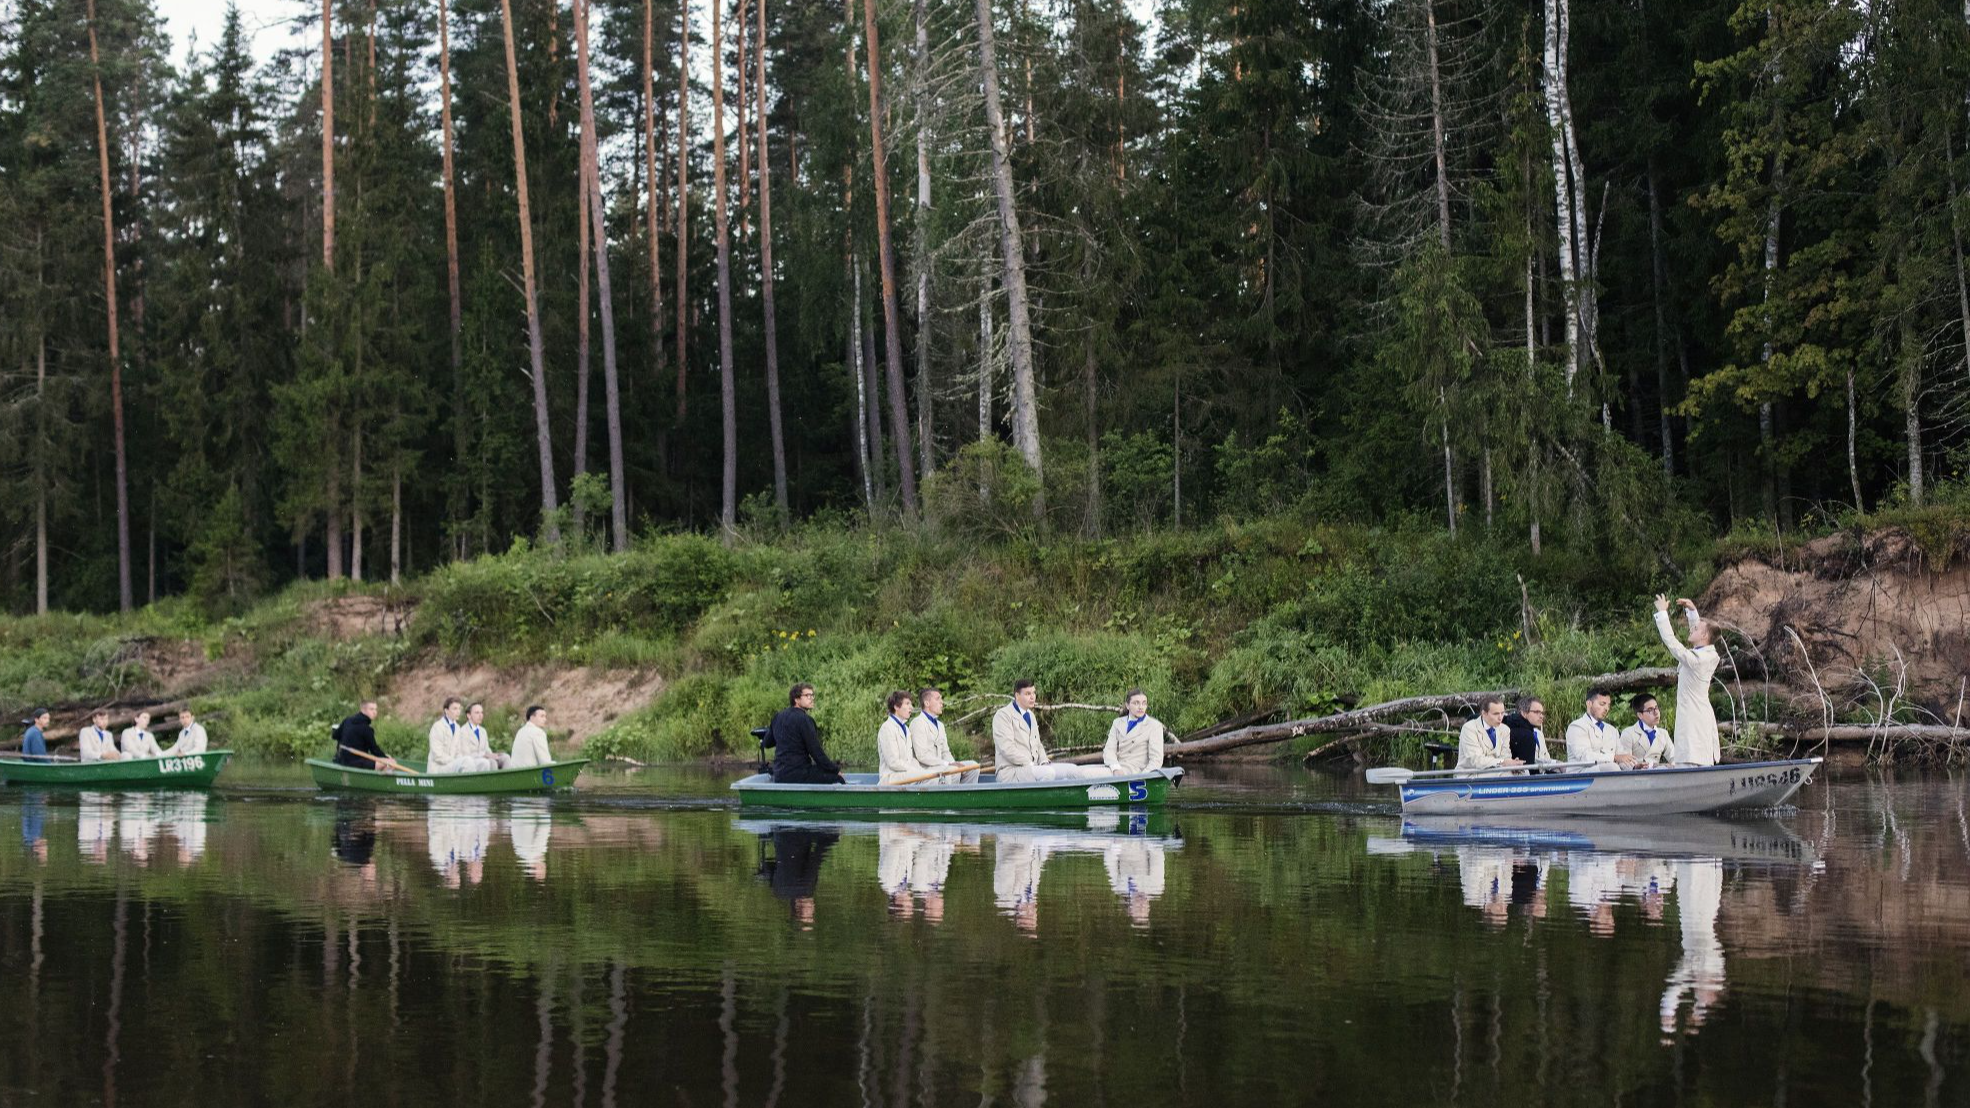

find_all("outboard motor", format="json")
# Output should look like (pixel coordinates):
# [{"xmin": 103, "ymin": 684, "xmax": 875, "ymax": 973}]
[{"xmin": 752, "ymin": 726, "xmax": 774, "ymax": 774}]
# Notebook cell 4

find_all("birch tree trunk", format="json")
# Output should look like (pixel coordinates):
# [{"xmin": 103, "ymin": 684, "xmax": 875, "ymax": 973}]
[
  {"xmin": 978, "ymin": 254, "xmax": 993, "ymax": 444},
  {"xmin": 501, "ymin": 0, "xmax": 562, "ymax": 539},
  {"xmin": 88, "ymin": 0, "xmax": 134, "ymax": 611},
  {"xmin": 1425, "ymin": 0, "xmax": 1450, "ymax": 250},
  {"xmin": 1758, "ymin": 158, "xmax": 1781, "ymax": 524},
  {"xmin": 851, "ymin": 249, "xmax": 875, "ymax": 507},
  {"xmin": 914, "ymin": 0, "xmax": 934, "ymax": 478},
  {"xmin": 974, "ymin": 0, "xmax": 1044, "ymax": 497},
  {"xmin": 756, "ymin": 0, "xmax": 789, "ymax": 520},
  {"xmin": 863, "ymin": 0, "xmax": 922, "ymax": 513},
  {"xmin": 713, "ymin": 0, "xmax": 740, "ymax": 537},
  {"xmin": 390, "ymin": 471, "xmax": 402, "ymax": 583},
  {"xmin": 1847, "ymin": 365, "xmax": 1863, "ymax": 511},
  {"xmin": 440, "ymin": 0, "xmax": 465, "ymax": 555},
  {"xmin": 577, "ymin": 0, "xmax": 631, "ymax": 550},
  {"xmin": 1541, "ymin": 0, "xmax": 1580, "ymax": 393}
]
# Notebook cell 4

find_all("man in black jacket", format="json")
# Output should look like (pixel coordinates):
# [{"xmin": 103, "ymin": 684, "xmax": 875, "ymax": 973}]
[
  {"xmin": 1503, "ymin": 696, "xmax": 1552, "ymax": 765},
  {"xmin": 332, "ymin": 700, "xmax": 396, "ymax": 770},
  {"xmin": 770, "ymin": 683, "xmax": 845, "ymax": 784}
]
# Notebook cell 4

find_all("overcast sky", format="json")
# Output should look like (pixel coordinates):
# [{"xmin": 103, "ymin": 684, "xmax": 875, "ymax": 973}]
[{"xmin": 153, "ymin": 0, "xmax": 300, "ymax": 65}]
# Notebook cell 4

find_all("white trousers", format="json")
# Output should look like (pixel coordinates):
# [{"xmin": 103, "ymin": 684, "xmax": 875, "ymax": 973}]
[{"xmin": 431, "ymin": 756, "xmax": 497, "ymax": 775}]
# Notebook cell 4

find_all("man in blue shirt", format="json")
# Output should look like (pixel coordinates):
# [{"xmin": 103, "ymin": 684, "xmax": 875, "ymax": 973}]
[{"xmin": 20, "ymin": 710, "xmax": 51, "ymax": 760}]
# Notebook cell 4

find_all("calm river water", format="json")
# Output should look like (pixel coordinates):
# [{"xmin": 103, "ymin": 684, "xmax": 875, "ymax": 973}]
[{"xmin": 1, "ymin": 763, "xmax": 1966, "ymax": 1107}]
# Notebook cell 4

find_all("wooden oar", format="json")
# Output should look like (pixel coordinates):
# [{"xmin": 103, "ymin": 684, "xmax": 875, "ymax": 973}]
[
  {"xmin": 1367, "ymin": 760, "xmax": 1605, "ymax": 785},
  {"xmin": 338, "ymin": 744, "xmax": 415, "ymax": 775},
  {"xmin": 0, "ymin": 753, "xmax": 80, "ymax": 763},
  {"xmin": 887, "ymin": 762, "xmax": 990, "ymax": 787}
]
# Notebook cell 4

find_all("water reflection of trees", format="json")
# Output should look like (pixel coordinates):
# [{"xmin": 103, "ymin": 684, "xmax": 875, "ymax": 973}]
[{"xmin": 1, "ymin": 780, "xmax": 1967, "ymax": 1106}]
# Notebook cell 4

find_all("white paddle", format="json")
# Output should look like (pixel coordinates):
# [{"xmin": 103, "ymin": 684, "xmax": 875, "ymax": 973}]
[{"xmin": 1367, "ymin": 760, "xmax": 1605, "ymax": 785}]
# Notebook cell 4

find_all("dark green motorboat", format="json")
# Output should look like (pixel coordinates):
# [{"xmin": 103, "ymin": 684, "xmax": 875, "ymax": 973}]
[{"xmin": 306, "ymin": 757, "xmax": 589, "ymax": 795}]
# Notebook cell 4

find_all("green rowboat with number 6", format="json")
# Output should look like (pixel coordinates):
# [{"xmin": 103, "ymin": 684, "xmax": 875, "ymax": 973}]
[
  {"xmin": 306, "ymin": 757, "xmax": 589, "ymax": 795},
  {"xmin": 0, "ymin": 751, "xmax": 234, "ymax": 788}
]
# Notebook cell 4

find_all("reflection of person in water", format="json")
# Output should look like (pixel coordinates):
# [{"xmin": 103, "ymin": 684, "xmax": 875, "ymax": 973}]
[
  {"xmin": 79, "ymin": 792, "xmax": 117, "ymax": 864},
  {"xmin": 993, "ymin": 834, "xmax": 1053, "ymax": 936},
  {"xmin": 119, "ymin": 794, "xmax": 162, "ymax": 866},
  {"xmin": 428, "ymin": 797, "xmax": 494, "ymax": 888},
  {"xmin": 1103, "ymin": 838, "xmax": 1168, "ymax": 928},
  {"xmin": 20, "ymin": 791, "xmax": 48, "ymax": 863},
  {"xmin": 877, "ymin": 825, "xmax": 959, "ymax": 923},
  {"xmin": 1566, "ymin": 851, "xmax": 1624, "ymax": 938},
  {"xmin": 160, "ymin": 793, "xmax": 209, "ymax": 864},
  {"xmin": 508, "ymin": 799, "xmax": 552, "ymax": 881},
  {"xmin": 1660, "ymin": 858, "xmax": 1727, "ymax": 1037},
  {"xmin": 332, "ymin": 800, "xmax": 378, "ymax": 867},
  {"xmin": 768, "ymin": 828, "xmax": 839, "ymax": 929}
]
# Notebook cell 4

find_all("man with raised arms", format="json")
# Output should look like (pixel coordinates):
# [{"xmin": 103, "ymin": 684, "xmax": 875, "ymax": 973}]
[
  {"xmin": 510, "ymin": 706, "xmax": 554, "ymax": 769},
  {"xmin": 769, "ymin": 683, "xmax": 844, "ymax": 784},
  {"xmin": 1564, "ymin": 688, "xmax": 1637, "ymax": 770},
  {"xmin": 1455, "ymin": 696, "xmax": 1520, "ymax": 771},
  {"xmin": 1101, "ymin": 689, "xmax": 1167, "ymax": 775},
  {"xmin": 1619, "ymin": 694, "xmax": 1673, "ymax": 767},
  {"xmin": 1653, "ymin": 596, "xmax": 1722, "ymax": 765},
  {"xmin": 79, "ymin": 710, "xmax": 122, "ymax": 763},
  {"xmin": 166, "ymin": 708, "xmax": 208, "ymax": 757},
  {"xmin": 907, "ymin": 686, "xmax": 979, "ymax": 784},
  {"xmin": 120, "ymin": 711, "xmax": 164, "ymax": 759},
  {"xmin": 876, "ymin": 690, "xmax": 925, "ymax": 784}
]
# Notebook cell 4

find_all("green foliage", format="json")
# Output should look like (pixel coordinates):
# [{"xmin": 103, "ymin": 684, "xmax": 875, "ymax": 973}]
[
  {"xmin": 923, "ymin": 440, "xmax": 1044, "ymax": 542},
  {"xmin": 416, "ymin": 534, "xmax": 738, "ymax": 656}
]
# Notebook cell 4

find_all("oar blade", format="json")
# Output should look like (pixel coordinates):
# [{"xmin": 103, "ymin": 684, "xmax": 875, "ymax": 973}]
[{"xmin": 1365, "ymin": 767, "xmax": 1414, "ymax": 785}]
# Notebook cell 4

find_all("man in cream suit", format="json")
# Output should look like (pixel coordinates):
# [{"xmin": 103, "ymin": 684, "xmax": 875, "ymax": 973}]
[
  {"xmin": 992, "ymin": 681, "xmax": 1101, "ymax": 782},
  {"xmin": 1454, "ymin": 696, "xmax": 1518, "ymax": 771},
  {"xmin": 906, "ymin": 686, "xmax": 978, "ymax": 784},
  {"xmin": 1564, "ymin": 688, "xmax": 1637, "ymax": 769}
]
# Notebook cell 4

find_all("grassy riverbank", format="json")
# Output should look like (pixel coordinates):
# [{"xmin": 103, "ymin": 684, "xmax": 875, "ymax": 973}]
[{"xmin": 9, "ymin": 499, "xmax": 1968, "ymax": 765}]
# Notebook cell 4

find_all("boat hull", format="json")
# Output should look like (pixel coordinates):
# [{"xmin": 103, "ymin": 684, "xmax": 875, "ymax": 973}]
[
  {"xmin": 732, "ymin": 768, "xmax": 1181, "ymax": 810},
  {"xmin": 0, "ymin": 751, "xmax": 233, "ymax": 788},
  {"xmin": 306, "ymin": 758, "xmax": 588, "ymax": 795},
  {"xmin": 1395, "ymin": 758, "xmax": 1819, "ymax": 817}
]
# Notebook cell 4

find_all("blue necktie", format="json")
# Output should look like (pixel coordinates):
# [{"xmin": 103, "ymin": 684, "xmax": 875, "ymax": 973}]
[
  {"xmin": 1643, "ymin": 726, "xmax": 1657, "ymax": 747},
  {"xmin": 1022, "ymin": 710, "xmax": 1033, "ymax": 728},
  {"xmin": 1127, "ymin": 717, "xmax": 1142, "ymax": 733},
  {"xmin": 1486, "ymin": 726, "xmax": 1497, "ymax": 748},
  {"xmin": 1595, "ymin": 719, "xmax": 1606, "ymax": 731}
]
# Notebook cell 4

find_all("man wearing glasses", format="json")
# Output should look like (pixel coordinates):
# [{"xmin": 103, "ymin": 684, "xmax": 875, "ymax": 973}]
[
  {"xmin": 1620, "ymin": 694, "xmax": 1673, "ymax": 768},
  {"xmin": 770, "ymin": 683, "xmax": 845, "ymax": 784},
  {"xmin": 1503, "ymin": 697, "xmax": 1556, "ymax": 766}
]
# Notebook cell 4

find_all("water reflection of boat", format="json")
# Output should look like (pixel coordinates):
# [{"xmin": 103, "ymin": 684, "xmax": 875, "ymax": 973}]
[
  {"xmin": 427, "ymin": 797, "xmax": 495, "ymax": 887},
  {"xmin": 730, "ymin": 766, "xmax": 1183, "ymax": 810},
  {"xmin": 1390, "ymin": 814, "xmax": 1814, "ymax": 865}
]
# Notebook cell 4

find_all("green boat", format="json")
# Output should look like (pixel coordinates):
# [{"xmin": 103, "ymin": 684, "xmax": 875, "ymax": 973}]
[
  {"xmin": 306, "ymin": 757, "xmax": 589, "ymax": 795},
  {"xmin": 0, "ymin": 751, "xmax": 234, "ymax": 788},
  {"xmin": 731, "ymin": 767, "xmax": 1182, "ymax": 810}
]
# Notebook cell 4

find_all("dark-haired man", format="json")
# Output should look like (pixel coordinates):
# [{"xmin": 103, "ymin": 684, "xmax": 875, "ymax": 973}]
[
  {"xmin": 510, "ymin": 706, "xmax": 554, "ymax": 768},
  {"xmin": 1504, "ymin": 697, "xmax": 1554, "ymax": 766},
  {"xmin": 1621, "ymin": 694, "xmax": 1672, "ymax": 768},
  {"xmin": 771, "ymin": 683, "xmax": 845, "ymax": 784},
  {"xmin": 1565, "ymin": 688, "xmax": 1637, "ymax": 769}
]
